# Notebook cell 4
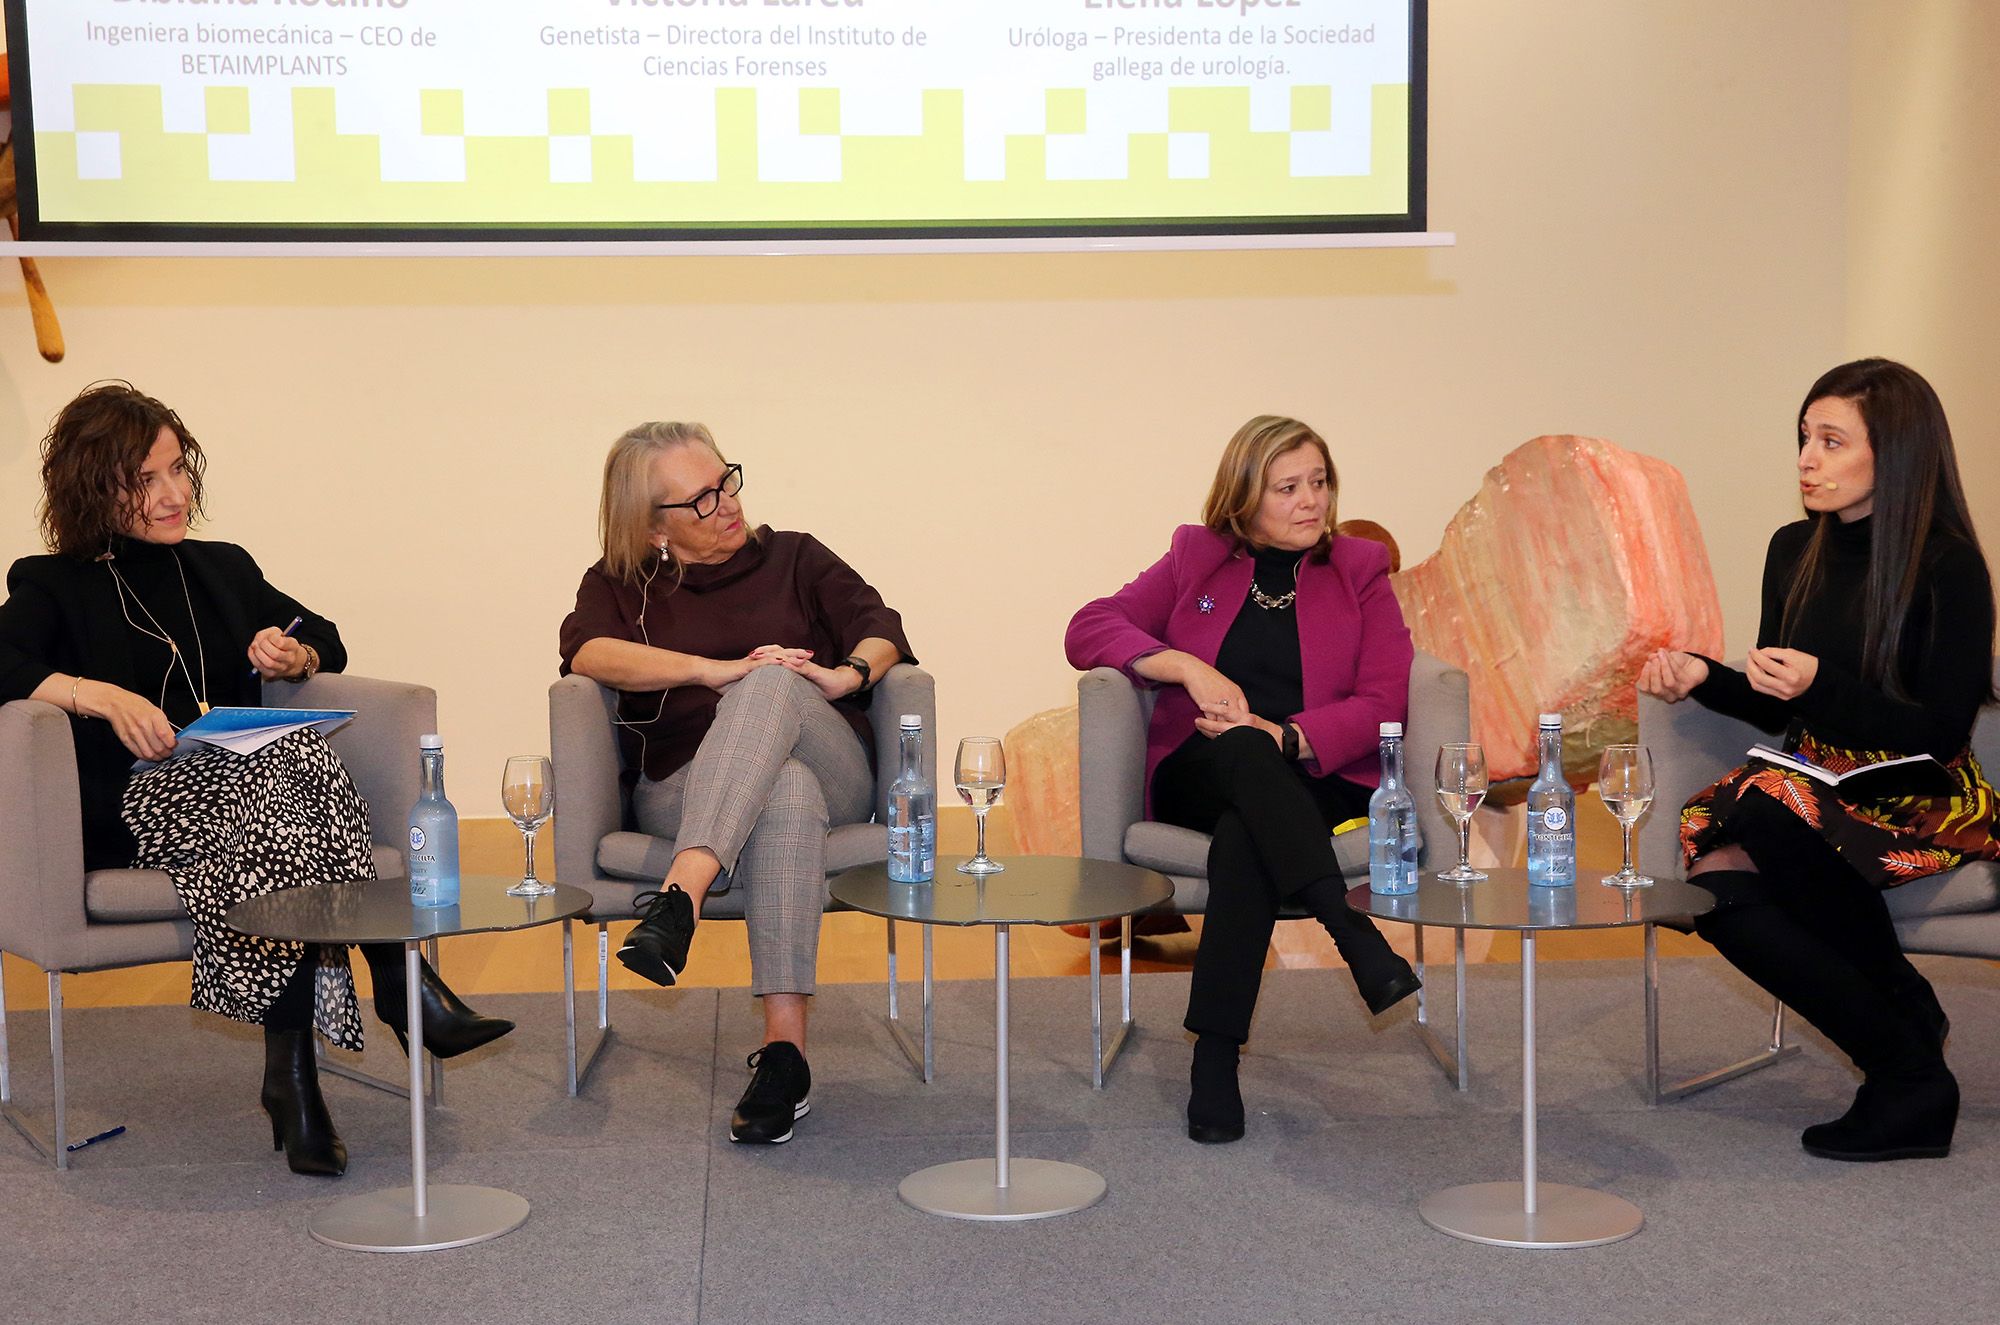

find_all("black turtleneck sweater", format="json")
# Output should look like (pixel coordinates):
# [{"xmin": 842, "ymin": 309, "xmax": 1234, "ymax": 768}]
[
  {"xmin": 1690, "ymin": 516, "xmax": 1995, "ymax": 759},
  {"xmin": 1215, "ymin": 544, "xmax": 1308, "ymax": 725},
  {"xmin": 0, "ymin": 537, "xmax": 346, "ymax": 869}
]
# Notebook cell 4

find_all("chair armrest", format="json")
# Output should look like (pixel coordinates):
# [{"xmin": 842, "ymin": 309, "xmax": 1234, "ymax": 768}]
[
  {"xmin": 1077, "ymin": 667, "xmax": 1147, "ymax": 863},
  {"xmin": 550, "ymin": 675, "xmax": 625, "ymax": 890},
  {"xmin": 868, "ymin": 664, "xmax": 937, "ymax": 824},
  {"xmin": 270, "ymin": 673, "xmax": 436, "ymax": 866},
  {"xmin": 1637, "ymin": 687, "xmax": 1761, "ymax": 883},
  {"xmin": 0, "ymin": 700, "xmax": 90, "ymax": 969},
  {"xmin": 1404, "ymin": 650, "xmax": 1471, "ymax": 868}
]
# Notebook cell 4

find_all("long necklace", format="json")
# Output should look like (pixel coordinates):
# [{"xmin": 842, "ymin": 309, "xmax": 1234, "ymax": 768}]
[
  {"xmin": 105, "ymin": 547, "xmax": 212, "ymax": 717},
  {"xmin": 1249, "ymin": 559, "xmax": 1302, "ymax": 612}
]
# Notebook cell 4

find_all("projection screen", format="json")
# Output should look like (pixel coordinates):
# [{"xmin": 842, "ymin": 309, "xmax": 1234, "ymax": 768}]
[{"xmin": 3, "ymin": 0, "xmax": 1428, "ymax": 247}]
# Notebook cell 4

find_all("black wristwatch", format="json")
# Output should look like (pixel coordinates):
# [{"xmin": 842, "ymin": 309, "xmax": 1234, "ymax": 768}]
[
  {"xmin": 840, "ymin": 655, "xmax": 873, "ymax": 691},
  {"xmin": 1280, "ymin": 724, "xmax": 1301, "ymax": 761}
]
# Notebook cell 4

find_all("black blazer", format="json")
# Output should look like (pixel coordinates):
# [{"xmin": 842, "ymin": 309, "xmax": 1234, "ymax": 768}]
[{"xmin": 0, "ymin": 539, "xmax": 346, "ymax": 870}]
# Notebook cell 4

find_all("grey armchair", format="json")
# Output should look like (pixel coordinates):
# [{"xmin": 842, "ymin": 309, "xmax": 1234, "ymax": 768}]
[
  {"xmin": 548, "ymin": 663, "xmax": 938, "ymax": 1093},
  {"xmin": 1076, "ymin": 650, "xmax": 1472, "ymax": 1085},
  {"xmin": 0, "ymin": 673, "xmax": 435, "ymax": 1167},
  {"xmin": 1636, "ymin": 660, "xmax": 2000, "ymax": 1102}
]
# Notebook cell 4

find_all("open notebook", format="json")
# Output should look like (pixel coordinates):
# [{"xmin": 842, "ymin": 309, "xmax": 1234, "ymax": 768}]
[
  {"xmin": 134, "ymin": 707, "xmax": 355, "ymax": 771},
  {"xmin": 1747, "ymin": 744, "xmax": 1956, "ymax": 798}
]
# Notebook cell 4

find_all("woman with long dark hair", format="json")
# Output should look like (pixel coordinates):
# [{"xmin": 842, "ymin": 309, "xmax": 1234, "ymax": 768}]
[
  {"xmin": 1640, "ymin": 358, "xmax": 1997, "ymax": 1161},
  {"xmin": 0, "ymin": 383, "xmax": 511, "ymax": 1177}
]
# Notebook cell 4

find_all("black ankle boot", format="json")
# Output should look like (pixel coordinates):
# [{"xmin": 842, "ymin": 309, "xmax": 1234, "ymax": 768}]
[
  {"xmin": 1298, "ymin": 881, "xmax": 1420, "ymax": 1015},
  {"xmin": 1801, "ymin": 1063, "xmax": 1958, "ymax": 1162},
  {"xmin": 364, "ymin": 949, "xmax": 515, "ymax": 1059},
  {"xmin": 1187, "ymin": 1035, "xmax": 1245, "ymax": 1144},
  {"xmin": 261, "ymin": 1029, "xmax": 347, "ymax": 1177}
]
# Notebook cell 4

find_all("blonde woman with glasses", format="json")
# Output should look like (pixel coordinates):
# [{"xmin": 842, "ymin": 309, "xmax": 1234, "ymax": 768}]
[{"xmin": 559, "ymin": 422, "xmax": 914, "ymax": 1145}]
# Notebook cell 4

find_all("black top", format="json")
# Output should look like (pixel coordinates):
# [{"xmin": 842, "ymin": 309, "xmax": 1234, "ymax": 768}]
[
  {"xmin": 0, "ymin": 538, "xmax": 346, "ymax": 871},
  {"xmin": 1689, "ymin": 516, "xmax": 1995, "ymax": 758},
  {"xmin": 557, "ymin": 528, "xmax": 914, "ymax": 783},
  {"xmin": 1215, "ymin": 544, "xmax": 1307, "ymax": 724}
]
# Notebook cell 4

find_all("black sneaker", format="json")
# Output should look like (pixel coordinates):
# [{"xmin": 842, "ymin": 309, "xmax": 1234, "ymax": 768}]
[
  {"xmin": 730, "ymin": 1041, "xmax": 812, "ymax": 1144},
  {"xmin": 617, "ymin": 885, "xmax": 696, "ymax": 987}
]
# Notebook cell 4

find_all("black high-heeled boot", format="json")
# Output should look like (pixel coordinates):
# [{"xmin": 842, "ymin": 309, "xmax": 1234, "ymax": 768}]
[
  {"xmin": 1187, "ymin": 1034, "xmax": 1245, "ymax": 1144},
  {"xmin": 362, "ymin": 946, "xmax": 515, "ymax": 1059},
  {"xmin": 261, "ymin": 1028, "xmax": 347, "ymax": 1177},
  {"xmin": 1297, "ymin": 878, "xmax": 1421, "ymax": 1014}
]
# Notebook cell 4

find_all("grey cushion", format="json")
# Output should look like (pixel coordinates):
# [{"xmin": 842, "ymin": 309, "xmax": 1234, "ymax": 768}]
[
  {"xmin": 1883, "ymin": 861, "xmax": 2000, "ymax": 919},
  {"xmin": 84, "ymin": 846, "xmax": 408, "ymax": 923},
  {"xmin": 596, "ymin": 822, "xmax": 890, "ymax": 887},
  {"xmin": 1122, "ymin": 820, "xmax": 1370, "ymax": 881}
]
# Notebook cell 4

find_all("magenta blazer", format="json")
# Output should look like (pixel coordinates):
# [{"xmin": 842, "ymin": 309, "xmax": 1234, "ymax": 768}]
[{"xmin": 1065, "ymin": 524, "xmax": 1414, "ymax": 810}]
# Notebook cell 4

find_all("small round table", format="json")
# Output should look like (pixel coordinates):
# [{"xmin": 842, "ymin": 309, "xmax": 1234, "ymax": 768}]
[
  {"xmin": 1348, "ymin": 868, "xmax": 1713, "ymax": 1250},
  {"xmin": 227, "ymin": 876, "xmax": 592, "ymax": 1253},
  {"xmin": 831, "ymin": 855, "xmax": 1173, "ymax": 1222}
]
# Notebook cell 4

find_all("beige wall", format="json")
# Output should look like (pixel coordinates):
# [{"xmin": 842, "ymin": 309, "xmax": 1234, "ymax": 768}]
[
  {"xmin": 1846, "ymin": 0, "xmax": 2000, "ymax": 551},
  {"xmin": 0, "ymin": 3, "xmax": 1871, "ymax": 814}
]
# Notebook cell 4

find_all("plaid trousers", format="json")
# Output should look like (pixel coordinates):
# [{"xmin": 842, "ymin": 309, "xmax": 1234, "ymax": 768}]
[{"xmin": 631, "ymin": 666, "xmax": 874, "ymax": 995}]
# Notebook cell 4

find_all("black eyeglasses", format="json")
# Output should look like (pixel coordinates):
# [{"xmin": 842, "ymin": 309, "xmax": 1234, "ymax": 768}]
[{"xmin": 655, "ymin": 463, "xmax": 744, "ymax": 520}]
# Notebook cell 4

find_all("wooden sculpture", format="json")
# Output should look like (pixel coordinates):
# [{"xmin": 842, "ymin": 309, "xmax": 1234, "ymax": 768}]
[{"xmin": 0, "ymin": 57, "xmax": 65, "ymax": 362}]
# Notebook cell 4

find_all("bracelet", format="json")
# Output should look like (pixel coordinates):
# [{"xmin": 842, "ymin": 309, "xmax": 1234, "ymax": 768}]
[
  {"xmin": 1281, "ymin": 724, "xmax": 1301, "ymax": 761},
  {"xmin": 71, "ymin": 674, "xmax": 84, "ymax": 716},
  {"xmin": 298, "ymin": 644, "xmax": 321, "ymax": 681},
  {"xmin": 840, "ymin": 655, "xmax": 873, "ymax": 691}
]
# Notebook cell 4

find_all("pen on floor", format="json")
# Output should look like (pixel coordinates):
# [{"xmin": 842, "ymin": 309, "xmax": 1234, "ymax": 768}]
[
  {"xmin": 251, "ymin": 616, "xmax": 305, "ymax": 678},
  {"xmin": 66, "ymin": 1124, "xmax": 125, "ymax": 1152}
]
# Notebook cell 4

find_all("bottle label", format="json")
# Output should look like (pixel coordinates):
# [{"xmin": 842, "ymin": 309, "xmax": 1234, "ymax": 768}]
[
  {"xmin": 409, "ymin": 825, "xmax": 427, "ymax": 852},
  {"xmin": 1541, "ymin": 806, "xmax": 1568, "ymax": 832}
]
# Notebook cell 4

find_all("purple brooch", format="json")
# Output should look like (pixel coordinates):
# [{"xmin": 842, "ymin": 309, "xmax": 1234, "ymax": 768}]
[{"xmin": 1197, "ymin": 594, "xmax": 1215, "ymax": 615}]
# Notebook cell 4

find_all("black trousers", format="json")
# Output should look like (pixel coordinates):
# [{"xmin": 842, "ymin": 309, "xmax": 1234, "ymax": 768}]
[
  {"xmin": 1691, "ymin": 790, "xmax": 1936, "ymax": 1076},
  {"xmin": 1153, "ymin": 727, "xmax": 1371, "ymax": 1043}
]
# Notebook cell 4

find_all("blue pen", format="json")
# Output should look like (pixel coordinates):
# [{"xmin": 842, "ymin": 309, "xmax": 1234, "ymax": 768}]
[
  {"xmin": 251, "ymin": 616, "xmax": 305, "ymax": 678},
  {"xmin": 66, "ymin": 1124, "xmax": 126, "ymax": 1152}
]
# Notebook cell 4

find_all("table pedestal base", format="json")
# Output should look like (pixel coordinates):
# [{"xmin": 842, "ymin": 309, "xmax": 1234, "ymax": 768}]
[
  {"xmin": 309, "ymin": 1184, "xmax": 529, "ymax": 1253},
  {"xmin": 898, "ymin": 1158, "xmax": 1105, "ymax": 1222},
  {"xmin": 1419, "ymin": 1181, "xmax": 1642, "ymax": 1249}
]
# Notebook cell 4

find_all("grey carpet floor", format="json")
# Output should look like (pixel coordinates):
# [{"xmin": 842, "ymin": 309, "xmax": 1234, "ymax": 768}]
[{"xmin": 3, "ymin": 956, "xmax": 1998, "ymax": 1324}]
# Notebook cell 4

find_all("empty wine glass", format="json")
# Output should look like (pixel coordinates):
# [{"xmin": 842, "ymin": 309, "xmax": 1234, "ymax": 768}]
[
  {"xmin": 1434, "ymin": 743, "xmax": 1488, "ymax": 883},
  {"xmin": 954, "ymin": 737, "xmax": 1006, "ymax": 875},
  {"xmin": 502, "ymin": 755, "xmax": 556, "ymax": 897},
  {"xmin": 1598, "ymin": 744, "xmax": 1654, "ymax": 887}
]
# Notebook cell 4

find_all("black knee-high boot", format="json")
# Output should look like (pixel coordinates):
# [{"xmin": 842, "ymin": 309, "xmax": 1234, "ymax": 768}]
[
  {"xmin": 262, "ymin": 952, "xmax": 346, "ymax": 1177},
  {"xmin": 359, "ymin": 944, "xmax": 515, "ymax": 1059},
  {"xmin": 1693, "ymin": 879, "xmax": 1955, "ymax": 1160},
  {"xmin": 1294, "ymin": 876, "xmax": 1421, "ymax": 1015}
]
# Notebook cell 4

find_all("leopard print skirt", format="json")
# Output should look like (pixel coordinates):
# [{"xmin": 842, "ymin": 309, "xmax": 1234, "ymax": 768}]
[{"xmin": 122, "ymin": 730, "xmax": 377, "ymax": 1049}]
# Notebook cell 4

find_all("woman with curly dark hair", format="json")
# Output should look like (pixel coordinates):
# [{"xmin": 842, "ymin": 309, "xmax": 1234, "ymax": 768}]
[{"xmin": 0, "ymin": 382, "xmax": 511, "ymax": 1177}]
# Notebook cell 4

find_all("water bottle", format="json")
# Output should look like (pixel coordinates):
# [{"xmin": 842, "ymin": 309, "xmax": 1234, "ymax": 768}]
[
  {"xmin": 1367, "ymin": 722, "xmax": 1419, "ymax": 895},
  {"xmin": 408, "ymin": 733, "xmax": 461, "ymax": 908},
  {"xmin": 886, "ymin": 714, "xmax": 936, "ymax": 883},
  {"xmin": 1526, "ymin": 712, "xmax": 1577, "ymax": 887}
]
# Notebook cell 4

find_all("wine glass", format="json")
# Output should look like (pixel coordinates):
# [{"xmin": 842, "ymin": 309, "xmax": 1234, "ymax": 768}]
[
  {"xmin": 954, "ymin": 737, "xmax": 1006, "ymax": 875},
  {"xmin": 1434, "ymin": 743, "xmax": 1488, "ymax": 883},
  {"xmin": 1597, "ymin": 744, "xmax": 1654, "ymax": 887},
  {"xmin": 502, "ymin": 755, "xmax": 556, "ymax": 897}
]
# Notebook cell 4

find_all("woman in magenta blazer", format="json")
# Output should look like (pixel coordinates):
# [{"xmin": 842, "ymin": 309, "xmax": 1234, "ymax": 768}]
[{"xmin": 1066, "ymin": 415, "xmax": 1420, "ymax": 1143}]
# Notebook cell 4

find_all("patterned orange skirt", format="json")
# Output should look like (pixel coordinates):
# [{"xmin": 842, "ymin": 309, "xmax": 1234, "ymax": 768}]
[{"xmin": 1680, "ymin": 730, "xmax": 2000, "ymax": 889}]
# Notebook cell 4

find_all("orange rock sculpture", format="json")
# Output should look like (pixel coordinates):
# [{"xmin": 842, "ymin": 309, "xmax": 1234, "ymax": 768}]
[
  {"xmin": 1001, "ymin": 704, "xmax": 1082, "ymax": 857},
  {"xmin": 1391, "ymin": 435, "xmax": 1724, "ymax": 781}
]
